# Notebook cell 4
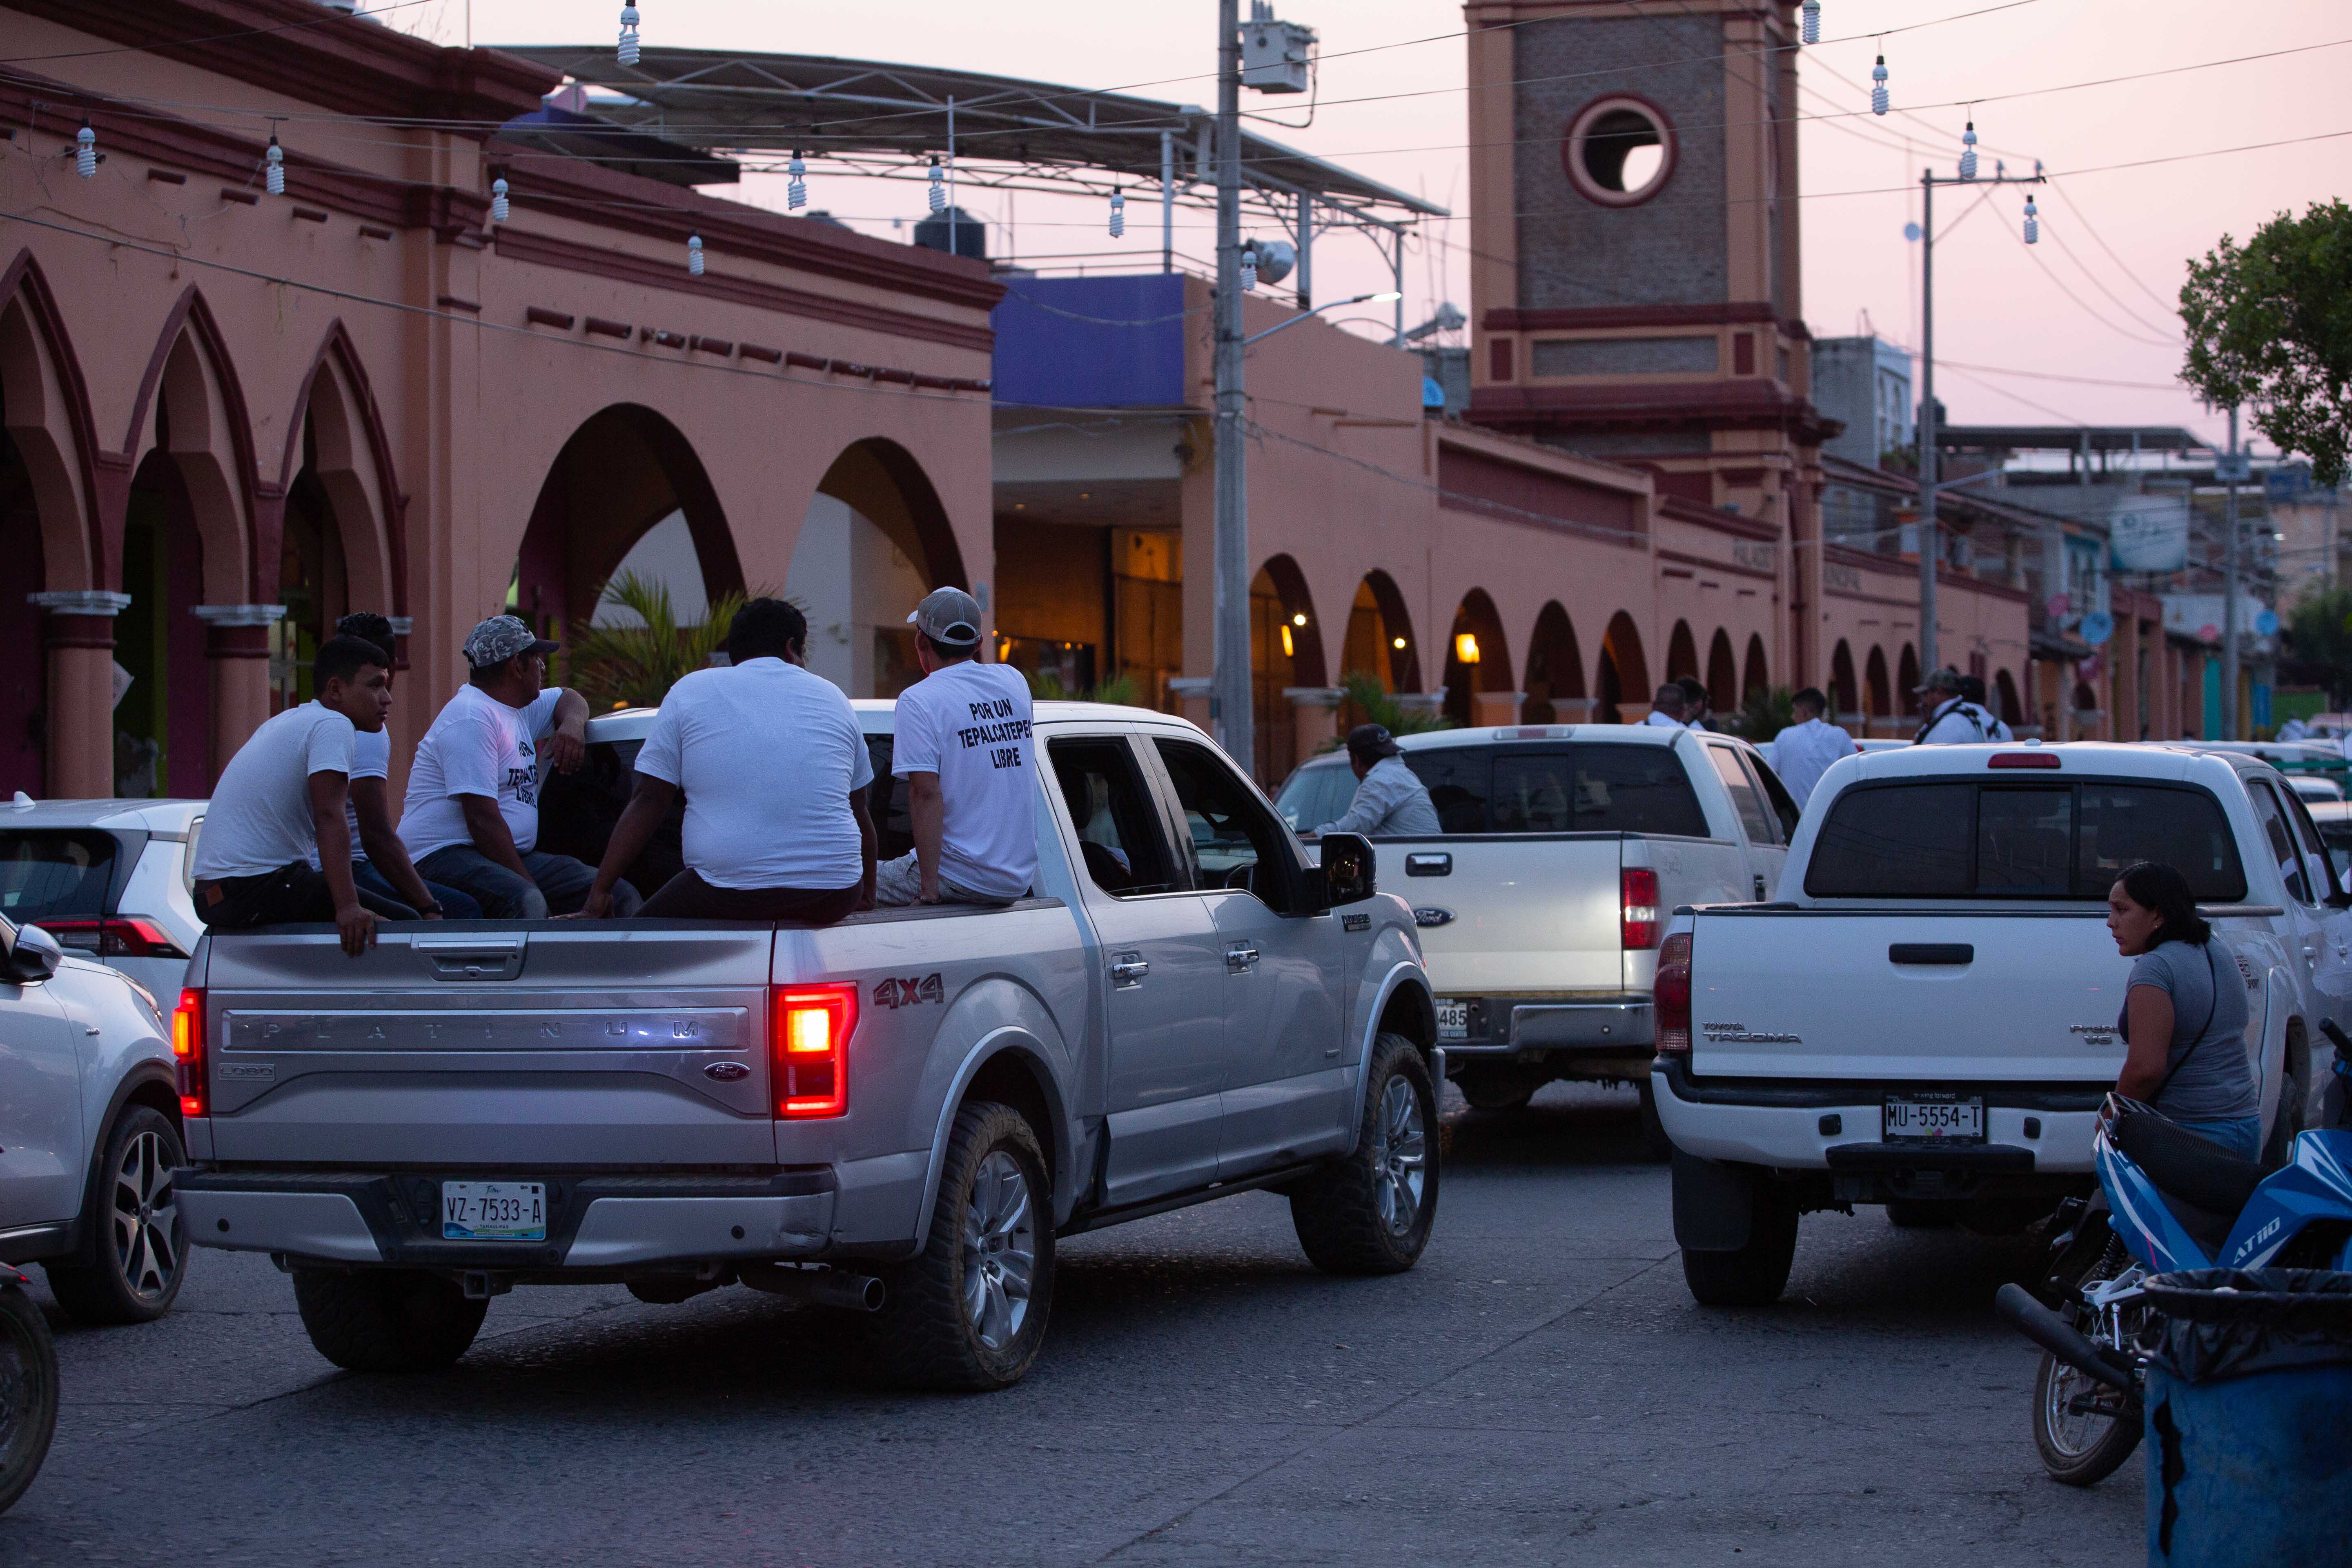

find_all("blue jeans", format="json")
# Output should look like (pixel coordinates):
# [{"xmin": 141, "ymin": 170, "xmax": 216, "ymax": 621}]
[
  {"xmin": 353, "ymin": 859, "xmax": 484, "ymax": 921},
  {"xmin": 414, "ymin": 844, "xmax": 639, "ymax": 920},
  {"xmin": 2174, "ymin": 1115, "xmax": 2263, "ymax": 1162}
]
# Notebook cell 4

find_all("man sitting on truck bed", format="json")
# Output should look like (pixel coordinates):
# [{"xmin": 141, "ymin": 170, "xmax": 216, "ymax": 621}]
[
  {"xmin": 397, "ymin": 615, "xmax": 637, "ymax": 920},
  {"xmin": 579, "ymin": 598, "xmax": 877, "ymax": 923},
  {"xmin": 877, "ymin": 588, "xmax": 1037, "ymax": 906},
  {"xmin": 189, "ymin": 634, "xmax": 416, "ymax": 956},
  {"xmin": 1313, "ymin": 724, "xmax": 1439, "ymax": 838}
]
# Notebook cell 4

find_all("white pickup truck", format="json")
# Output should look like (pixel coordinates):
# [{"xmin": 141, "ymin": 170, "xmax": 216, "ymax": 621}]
[
  {"xmin": 1276, "ymin": 724, "xmax": 1800, "ymax": 1137},
  {"xmin": 174, "ymin": 702, "xmax": 1441, "ymax": 1390},
  {"xmin": 1655, "ymin": 740, "xmax": 2351, "ymax": 1305}
]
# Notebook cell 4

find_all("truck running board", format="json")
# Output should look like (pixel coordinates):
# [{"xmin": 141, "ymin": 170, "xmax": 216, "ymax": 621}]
[{"xmin": 1060, "ymin": 1161, "xmax": 1325, "ymax": 1236}]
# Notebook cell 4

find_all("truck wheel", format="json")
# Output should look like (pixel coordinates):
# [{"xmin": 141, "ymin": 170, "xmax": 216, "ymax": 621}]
[
  {"xmin": 869, "ymin": 1100, "xmax": 1054, "ymax": 1392},
  {"xmin": 45, "ymin": 1105, "xmax": 189, "ymax": 1326},
  {"xmin": 1457, "ymin": 1070, "xmax": 1536, "ymax": 1112},
  {"xmin": 1290, "ymin": 1035, "xmax": 1439, "ymax": 1276},
  {"xmin": 1636, "ymin": 1080, "xmax": 1675, "ymax": 1163},
  {"xmin": 292, "ymin": 1269, "xmax": 488, "ymax": 1373},
  {"xmin": 1680, "ymin": 1180, "xmax": 1798, "ymax": 1307},
  {"xmin": 0, "ymin": 1283, "xmax": 59, "ymax": 1516}
]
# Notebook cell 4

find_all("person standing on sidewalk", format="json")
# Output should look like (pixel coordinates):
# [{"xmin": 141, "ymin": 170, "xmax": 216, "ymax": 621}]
[{"xmin": 877, "ymin": 588, "xmax": 1037, "ymax": 906}]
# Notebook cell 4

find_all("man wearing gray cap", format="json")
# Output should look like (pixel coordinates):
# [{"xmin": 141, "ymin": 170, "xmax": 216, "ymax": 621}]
[
  {"xmin": 397, "ymin": 614, "xmax": 638, "ymax": 918},
  {"xmin": 1913, "ymin": 666, "xmax": 1997, "ymax": 744},
  {"xmin": 878, "ymin": 588, "xmax": 1036, "ymax": 906},
  {"xmin": 1314, "ymin": 724, "xmax": 1440, "ymax": 837}
]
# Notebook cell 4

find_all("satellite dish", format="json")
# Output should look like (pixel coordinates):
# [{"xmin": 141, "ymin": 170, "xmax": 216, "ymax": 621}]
[
  {"xmin": 1903, "ymin": 222, "xmax": 1923, "ymax": 242},
  {"xmin": 2256, "ymin": 609, "xmax": 2281, "ymax": 636},
  {"xmin": 2079, "ymin": 612, "xmax": 2114, "ymax": 646}
]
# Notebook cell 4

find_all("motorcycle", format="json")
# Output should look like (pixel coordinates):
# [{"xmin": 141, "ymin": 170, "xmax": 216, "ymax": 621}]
[
  {"xmin": 0, "ymin": 1263, "xmax": 58, "ymax": 1514},
  {"xmin": 1996, "ymin": 1025, "xmax": 2352, "ymax": 1488}
]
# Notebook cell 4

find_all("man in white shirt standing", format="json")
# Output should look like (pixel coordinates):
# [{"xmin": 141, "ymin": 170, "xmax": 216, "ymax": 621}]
[
  {"xmin": 189, "ymin": 634, "xmax": 414, "ymax": 955},
  {"xmin": 398, "ymin": 615, "xmax": 634, "ymax": 919},
  {"xmin": 1639, "ymin": 684, "xmax": 1689, "ymax": 728},
  {"xmin": 580, "ymin": 599, "xmax": 876, "ymax": 922},
  {"xmin": 1767, "ymin": 687, "xmax": 1855, "ymax": 809},
  {"xmin": 879, "ymin": 587, "xmax": 1037, "ymax": 906},
  {"xmin": 1914, "ymin": 666, "xmax": 1998, "ymax": 743}
]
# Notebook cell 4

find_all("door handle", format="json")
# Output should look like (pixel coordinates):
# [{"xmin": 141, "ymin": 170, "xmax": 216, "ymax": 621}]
[
  {"xmin": 1110, "ymin": 952, "xmax": 1149, "ymax": 989},
  {"xmin": 1225, "ymin": 944, "xmax": 1260, "ymax": 973},
  {"xmin": 1753, "ymin": 874, "xmax": 1768, "ymax": 901}
]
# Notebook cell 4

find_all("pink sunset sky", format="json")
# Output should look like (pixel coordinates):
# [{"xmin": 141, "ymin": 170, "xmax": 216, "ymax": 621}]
[{"xmin": 396, "ymin": 1, "xmax": 2348, "ymax": 450}]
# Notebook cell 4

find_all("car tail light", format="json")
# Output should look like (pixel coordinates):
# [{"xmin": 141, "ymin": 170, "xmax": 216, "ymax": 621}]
[
  {"xmin": 36, "ymin": 917, "xmax": 185, "ymax": 958},
  {"xmin": 1989, "ymin": 752, "xmax": 2060, "ymax": 769},
  {"xmin": 1654, "ymin": 933, "xmax": 1692, "ymax": 1054},
  {"xmin": 1621, "ymin": 867, "xmax": 1661, "ymax": 951},
  {"xmin": 773, "ymin": 984, "xmax": 856, "ymax": 1118},
  {"xmin": 173, "ymin": 988, "xmax": 206, "ymax": 1117}
]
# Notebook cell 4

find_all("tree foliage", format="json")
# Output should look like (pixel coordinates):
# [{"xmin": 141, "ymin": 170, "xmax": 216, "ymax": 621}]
[
  {"xmin": 2179, "ymin": 199, "xmax": 2352, "ymax": 488},
  {"xmin": 2284, "ymin": 586, "xmax": 2352, "ymax": 707},
  {"xmin": 1719, "ymin": 684, "xmax": 1797, "ymax": 742},
  {"xmin": 1337, "ymin": 669, "xmax": 1453, "ymax": 735},
  {"xmin": 562, "ymin": 571, "xmax": 756, "ymax": 710}
]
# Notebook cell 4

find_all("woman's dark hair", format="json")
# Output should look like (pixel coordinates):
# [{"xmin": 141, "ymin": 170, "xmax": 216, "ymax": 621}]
[{"xmin": 2116, "ymin": 861, "xmax": 2212, "ymax": 946}]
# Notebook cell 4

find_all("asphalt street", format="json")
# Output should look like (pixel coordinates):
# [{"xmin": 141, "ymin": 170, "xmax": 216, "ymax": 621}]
[{"xmin": 1, "ymin": 1084, "xmax": 2142, "ymax": 1567}]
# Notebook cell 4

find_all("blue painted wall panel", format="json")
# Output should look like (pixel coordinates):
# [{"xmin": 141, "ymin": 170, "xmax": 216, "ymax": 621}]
[{"xmin": 991, "ymin": 274, "xmax": 1187, "ymax": 409}]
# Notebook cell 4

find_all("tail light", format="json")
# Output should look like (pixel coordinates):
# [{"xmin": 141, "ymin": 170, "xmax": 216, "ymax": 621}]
[
  {"xmin": 173, "ymin": 988, "xmax": 206, "ymax": 1117},
  {"xmin": 1654, "ymin": 933, "xmax": 1692, "ymax": 1055},
  {"xmin": 38, "ymin": 917, "xmax": 185, "ymax": 958},
  {"xmin": 773, "ymin": 984, "xmax": 856, "ymax": 1118},
  {"xmin": 1621, "ymin": 867, "xmax": 1661, "ymax": 951}
]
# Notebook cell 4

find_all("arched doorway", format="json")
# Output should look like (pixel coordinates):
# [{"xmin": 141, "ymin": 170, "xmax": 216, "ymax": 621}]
[
  {"xmin": 1830, "ymin": 641, "xmax": 1858, "ymax": 719},
  {"xmin": 1996, "ymin": 670, "xmax": 2022, "ymax": 728},
  {"xmin": 1665, "ymin": 620, "xmax": 1698, "ymax": 682},
  {"xmin": 1706, "ymin": 629, "xmax": 1737, "ymax": 713},
  {"xmin": 1742, "ymin": 634, "xmax": 1768, "ymax": 703},
  {"xmin": 1441, "ymin": 589, "xmax": 1512, "ymax": 730},
  {"xmin": 269, "ymin": 332, "xmax": 400, "ymax": 714},
  {"xmin": 1597, "ymin": 611, "xmax": 1649, "ymax": 723},
  {"xmin": 1338, "ymin": 571, "xmax": 1421, "ymax": 732},
  {"xmin": 0, "ymin": 415, "xmax": 45, "ymax": 794},
  {"xmin": 1864, "ymin": 647, "xmax": 1891, "ymax": 732},
  {"xmin": 1247, "ymin": 555, "xmax": 1325, "ymax": 782},
  {"xmin": 1523, "ymin": 602, "xmax": 1584, "ymax": 723},
  {"xmin": 1898, "ymin": 644, "xmax": 1921, "ymax": 719},
  {"xmin": 787, "ymin": 438, "xmax": 965, "ymax": 700}
]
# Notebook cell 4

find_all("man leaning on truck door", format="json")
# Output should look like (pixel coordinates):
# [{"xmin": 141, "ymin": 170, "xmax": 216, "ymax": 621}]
[
  {"xmin": 577, "ymin": 598, "xmax": 878, "ymax": 923},
  {"xmin": 1314, "ymin": 724, "xmax": 1439, "ymax": 838},
  {"xmin": 875, "ymin": 588, "xmax": 1038, "ymax": 907}
]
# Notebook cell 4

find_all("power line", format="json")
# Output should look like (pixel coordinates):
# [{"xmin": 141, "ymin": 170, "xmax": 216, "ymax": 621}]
[
  {"xmin": 2042, "ymin": 180, "xmax": 2183, "ymax": 315},
  {"xmin": 2037, "ymin": 214, "xmax": 2180, "ymax": 341}
]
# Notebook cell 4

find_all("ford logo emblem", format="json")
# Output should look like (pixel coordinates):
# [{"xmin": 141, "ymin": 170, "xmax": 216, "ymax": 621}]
[
  {"xmin": 1412, "ymin": 906, "xmax": 1454, "ymax": 928},
  {"xmin": 703, "ymin": 1061, "xmax": 751, "ymax": 1082}
]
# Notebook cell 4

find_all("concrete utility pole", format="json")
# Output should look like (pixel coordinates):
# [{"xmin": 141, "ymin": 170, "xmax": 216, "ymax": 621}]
[
  {"xmin": 2221, "ymin": 403, "xmax": 2241, "ymax": 738},
  {"xmin": 1211, "ymin": 0, "xmax": 1253, "ymax": 769},
  {"xmin": 1915, "ymin": 160, "xmax": 2044, "ymax": 678}
]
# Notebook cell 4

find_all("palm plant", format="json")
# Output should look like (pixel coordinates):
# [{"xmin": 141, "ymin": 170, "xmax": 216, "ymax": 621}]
[
  {"xmin": 1337, "ymin": 668, "xmax": 1452, "ymax": 736},
  {"xmin": 1720, "ymin": 684, "xmax": 1797, "ymax": 742},
  {"xmin": 561, "ymin": 571, "xmax": 754, "ymax": 711}
]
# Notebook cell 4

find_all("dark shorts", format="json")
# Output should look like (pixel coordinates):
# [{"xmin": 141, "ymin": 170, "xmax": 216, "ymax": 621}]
[
  {"xmin": 196, "ymin": 862, "xmax": 416, "ymax": 929},
  {"xmin": 637, "ymin": 869, "xmax": 860, "ymax": 926}
]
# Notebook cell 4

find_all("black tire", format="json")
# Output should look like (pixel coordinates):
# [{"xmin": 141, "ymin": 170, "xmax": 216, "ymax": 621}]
[
  {"xmin": 867, "ymin": 1100, "xmax": 1055, "ymax": 1392},
  {"xmin": 1637, "ymin": 1079, "xmax": 1675, "ymax": 1162},
  {"xmin": 1290, "ymin": 1035, "xmax": 1440, "ymax": 1276},
  {"xmin": 1886, "ymin": 1200, "xmax": 1959, "ymax": 1229},
  {"xmin": 1681, "ymin": 1179, "xmax": 1799, "ymax": 1307},
  {"xmin": 2032, "ymin": 1347, "xmax": 2142, "ymax": 1487},
  {"xmin": 1457, "ymin": 1070, "xmax": 1537, "ymax": 1113},
  {"xmin": 45, "ymin": 1104, "xmax": 189, "ymax": 1326},
  {"xmin": 292, "ymin": 1269, "xmax": 488, "ymax": 1373},
  {"xmin": 0, "ymin": 1283, "xmax": 59, "ymax": 1516}
]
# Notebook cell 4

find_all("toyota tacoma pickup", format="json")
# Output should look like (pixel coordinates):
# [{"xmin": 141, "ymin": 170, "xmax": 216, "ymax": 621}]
[
  {"xmin": 1655, "ymin": 740, "xmax": 2350, "ymax": 1306},
  {"xmin": 1278, "ymin": 723, "xmax": 1800, "ymax": 1140},
  {"xmin": 174, "ymin": 702, "xmax": 1439, "ymax": 1389}
]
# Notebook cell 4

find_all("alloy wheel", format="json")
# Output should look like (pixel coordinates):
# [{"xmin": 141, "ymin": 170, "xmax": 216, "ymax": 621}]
[
  {"xmin": 1373, "ymin": 1076, "xmax": 1428, "ymax": 1235},
  {"xmin": 109, "ymin": 1130, "xmax": 182, "ymax": 1303},
  {"xmin": 962, "ymin": 1149, "xmax": 1036, "ymax": 1351}
]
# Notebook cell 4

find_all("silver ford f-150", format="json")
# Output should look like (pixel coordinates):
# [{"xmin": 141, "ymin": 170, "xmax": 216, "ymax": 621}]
[{"xmin": 173, "ymin": 702, "xmax": 1440, "ymax": 1389}]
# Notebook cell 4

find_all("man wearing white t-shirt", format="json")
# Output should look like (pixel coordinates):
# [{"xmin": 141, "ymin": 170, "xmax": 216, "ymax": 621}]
[
  {"xmin": 330, "ymin": 612, "xmax": 479, "ymax": 920},
  {"xmin": 398, "ymin": 615, "xmax": 634, "ymax": 919},
  {"xmin": 581, "ymin": 599, "xmax": 876, "ymax": 923},
  {"xmin": 190, "ymin": 635, "xmax": 415, "ymax": 955},
  {"xmin": 1639, "ymin": 684, "xmax": 1689, "ymax": 728},
  {"xmin": 878, "ymin": 587, "xmax": 1037, "ymax": 906},
  {"xmin": 1766, "ymin": 686, "xmax": 1855, "ymax": 809}
]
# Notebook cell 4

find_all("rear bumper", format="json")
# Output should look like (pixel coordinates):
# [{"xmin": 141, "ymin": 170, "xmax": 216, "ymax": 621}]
[
  {"xmin": 1650, "ymin": 1057, "xmax": 2109, "ymax": 1176},
  {"xmin": 176, "ymin": 1168, "xmax": 837, "ymax": 1272},
  {"xmin": 1439, "ymin": 997, "xmax": 1651, "ymax": 1056}
]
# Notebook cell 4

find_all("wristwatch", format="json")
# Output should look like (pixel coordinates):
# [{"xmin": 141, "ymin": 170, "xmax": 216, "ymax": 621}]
[{"xmin": 417, "ymin": 902, "xmax": 444, "ymax": 916}]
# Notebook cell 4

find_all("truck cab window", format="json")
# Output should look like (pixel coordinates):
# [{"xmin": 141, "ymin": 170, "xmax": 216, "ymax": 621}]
[
  {"xmin": 1274, "ymin": 758, "xmax": 1359, "ymax": 833},
  {"xmin": 2247, "ymin": 780, "xmax": 2314, "ymax": 905},
  {"xmin": 1399, "ymin": 748, "xmax": 1490, "ymax": 833},
  {"xmin": 1744, "ymin": 753, "xmax": 1803, "ymax": 843},
  {"xmin": 1046, "ymin": 738, "xmax": 1176, "ymax": 897},
  {"xmin": 1154, "ymin": 739, "xmax": 1288, "ymax": 906},
  {"xmin": 2278, "ymin": 784, "xmax": 2342, "ymax": 901},
  {"xmin": 1704, "ymin": 744, "xmax": 1779, "ymax": 846},
  {"xmin": 1491, "ymin": 748, "xmax": 1709, "ymax": 837},
  {"xmin": 1976, "ymin": 788, "xmax": 2073, "ymax": 895}
]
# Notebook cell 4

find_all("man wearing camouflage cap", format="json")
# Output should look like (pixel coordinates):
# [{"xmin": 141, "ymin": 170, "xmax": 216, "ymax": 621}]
[
  {"xmin": 396, "ymin": 614, "xmax": 639, "ymax": 918},
  {"xmin": 1913, "ymin": 666, "xmax": 1998, "ymax": 744}
]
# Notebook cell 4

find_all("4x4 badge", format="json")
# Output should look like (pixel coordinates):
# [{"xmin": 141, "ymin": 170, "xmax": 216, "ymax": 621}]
[{"xmin": 875, "ymin": 973, "xmax": 945, "ymax": 1009}]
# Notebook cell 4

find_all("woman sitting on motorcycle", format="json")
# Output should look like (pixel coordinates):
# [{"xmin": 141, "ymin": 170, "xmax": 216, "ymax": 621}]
[{"xmin": 2104, "ymin": 860, "xmax": 2263, "ymax": 1160}]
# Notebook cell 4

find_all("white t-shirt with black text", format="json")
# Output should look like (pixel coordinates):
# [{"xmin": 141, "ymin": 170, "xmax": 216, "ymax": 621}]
[
  {"xmin": 635, "ymin": 657, "xmax": 875, "ymax": 891},
  {"xmin": 396, "ymin": 684, "xmax": 565, "ymax": 860},
  {"xmin": 192, "ymin": 702, "xmax": 359, "ymax": 880},
  {"xmin": 891, "ymin": 660, "xmax": 1037, "ymax": 901}
]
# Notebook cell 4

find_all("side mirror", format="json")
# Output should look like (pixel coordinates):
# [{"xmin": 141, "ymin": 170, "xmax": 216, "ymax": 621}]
[
  {"xmin": 1321, "ymin": 833, "xmax": 1376, "ymax": 907},
  {"xmin": 7, "ymin": 922, "xmax": 64, "ymax": 983}
]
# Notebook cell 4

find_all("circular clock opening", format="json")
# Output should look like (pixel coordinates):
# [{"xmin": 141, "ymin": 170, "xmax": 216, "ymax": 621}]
[{"xmin": 1564, "ymin": 96, "xmax": 1677, "ymax": 207}]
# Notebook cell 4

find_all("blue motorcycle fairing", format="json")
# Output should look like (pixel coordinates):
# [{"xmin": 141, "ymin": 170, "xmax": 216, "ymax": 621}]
[
  {"xmin": 2221, "ymin": 1129, "xmax": 2352, "ymax": 1271},
  {"xmin": 2097, "ymin": 1134, "xmax": 2214, "ymax": 1275}
]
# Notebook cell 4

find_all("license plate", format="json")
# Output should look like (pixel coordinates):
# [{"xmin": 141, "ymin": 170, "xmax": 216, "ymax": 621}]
[
  {"xmin": 1436, "ymin": 999, "xmax": 1470, "ymax": 1040},
  {"xmin": 1882, "ymin": 1095, "xmax": 1984, "ymax": 1143},
  {"xmin": 441, "ymin": 1181, "xmax": 547, "ymax": 1241}
]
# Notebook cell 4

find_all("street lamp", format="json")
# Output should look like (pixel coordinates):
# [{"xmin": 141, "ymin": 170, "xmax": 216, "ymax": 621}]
[{"xmin": 1243, "ymin": 291, "xmax": 1403, "ymax": 347}]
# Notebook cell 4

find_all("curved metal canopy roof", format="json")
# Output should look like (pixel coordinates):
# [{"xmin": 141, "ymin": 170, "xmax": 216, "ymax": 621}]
[{"xmin": 496, "ymin": 47, "xmax": 1446, "ymax": 224}]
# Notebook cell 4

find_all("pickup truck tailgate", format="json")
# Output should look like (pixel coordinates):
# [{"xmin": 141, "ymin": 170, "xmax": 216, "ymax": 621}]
[
  {"xmin": 1406, "ymin": 837, "xmax": 1626, "ymax": 993},
  {"xmin": 1688, "ymin": 911, "xmax": 2132, "ymax": 1081},
  {"xmin": 198, "ymin": 927, "xmax": 777, "ymax": 1165}
]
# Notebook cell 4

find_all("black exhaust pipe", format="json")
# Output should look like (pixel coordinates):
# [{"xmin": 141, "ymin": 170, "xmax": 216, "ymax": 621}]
[{"xmin": 1994, "ymin": 1283, "xmax": 2136, "ymax": 1396}]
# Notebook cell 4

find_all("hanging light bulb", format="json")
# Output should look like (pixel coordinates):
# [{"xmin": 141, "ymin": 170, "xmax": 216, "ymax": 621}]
[
  {"xmin": 1240, "ymin": 241, "xmax": 1258, "ymax": 291},
  {"xmin": 1801, "ymin": 0, "xmax": 1820, "ymax": 45},
  {"xmin": 264, "ymin": 135, "xmax": 285, "ymax": 196},
  {"xmin": 786, "ymin": 150, "xmax": 807, "ymax": 212},
  {"xmin": 75, "ymin": 122, "xmax": 96, "ymax": 179},
  {"xmin": 617, "ymin": 3, "xmax": 640, "ymax": 67},
  {"xmin": 1959, "ymin": 121, "xmax": 1978, "ymax": 180},
  {"xmin": 927, "ymin": 156, "xmax": 946, "ymax": 215},
  {"xmin": 686, "ymin": 234, "xmax": 704, "ymax": 276},
  {"xmin": 490, "ymin": 177, "xmax": 510, "ymax": 223},
  {"xmin": 2022, "ymin": 195, "xmax": 2039, "ymax": 245},
  {"xmin": 1108, "ymin": 189, "xmax": 1126, "ymax": 238},
  {"xmin": 1871, "ymin": 55, "xmax": 1889, "ymax": 116}
]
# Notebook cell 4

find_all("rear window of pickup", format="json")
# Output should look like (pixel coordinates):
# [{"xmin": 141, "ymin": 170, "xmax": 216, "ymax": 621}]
[
  {"xmin": 1804, "ymin": 779, "xmax": 2247, "ymax": 900},
  {"xmin": 1276, "ymin": 744, "xmax": 1708, "ymax": 838}
]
